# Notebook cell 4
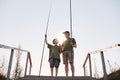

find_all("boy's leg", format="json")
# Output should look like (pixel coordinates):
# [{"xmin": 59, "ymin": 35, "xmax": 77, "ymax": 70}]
[
  {"xmin": 55, "ymin": 59, "xmax": 60, "ymax": 77},
  {"xmin": 49, "ymin": 58, "xmax": 54, "ymax": 77},
  {"xmin": 55, "ymin": 68, "xmax": 58, "ymax": 77},
  {"xmin": 51, "ymin": 68, "xmax": 53, "ymax": 77}
]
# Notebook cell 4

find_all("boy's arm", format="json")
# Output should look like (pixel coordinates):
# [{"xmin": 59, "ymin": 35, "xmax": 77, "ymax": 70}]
[{"xmin": 59, "ymin": 44, "xmax": 62, "ymax": 53}]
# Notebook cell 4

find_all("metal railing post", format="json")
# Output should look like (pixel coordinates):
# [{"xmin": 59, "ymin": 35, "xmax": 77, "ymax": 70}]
[
  {"xmin": 83, "ymin": 54, "xmax": 90, "ymax": 76},
  {"xmin": 7, "ymin": 49, "xmax": 14, "ymax": 80},
  {"xmin": 24, "ymin": 53, "xmax": 28, "ymax": 77},
  {"xmin": 100, "ymin": 51, "xmax": 108, "ymax": 80},
  {"xmin": 29, "ymin": 66, "xmax": 32, "ymax": 75},
  {"xmin": 83, "ymin": 66, "xmax": 86, "ymax": 76},
  {"xmin": 88, "ymin": 53, "xmax": 92, "ymax": 80}
]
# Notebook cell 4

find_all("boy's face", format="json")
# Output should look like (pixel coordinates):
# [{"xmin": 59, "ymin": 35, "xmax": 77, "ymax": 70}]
[{"xmin": 54, "ymin": 39, "xmax": 58, "ymax": 44}]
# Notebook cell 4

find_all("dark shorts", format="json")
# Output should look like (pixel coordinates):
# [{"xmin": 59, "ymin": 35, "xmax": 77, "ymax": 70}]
[{"xmin": 49, "ymin": 58, "xmax": 60, "ymax": 68}]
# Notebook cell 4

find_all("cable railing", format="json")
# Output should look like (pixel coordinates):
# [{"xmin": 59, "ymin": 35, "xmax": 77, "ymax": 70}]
[
  {"xmin": 83, "ymin": 44, "xmax": 120, "ymax": 80},
  {"xmin": 0, "ymin": 44, "xmax": 32, "ymax": 80}
]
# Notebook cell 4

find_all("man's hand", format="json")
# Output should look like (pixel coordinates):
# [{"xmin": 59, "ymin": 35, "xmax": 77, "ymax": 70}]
[{"xmin": 71, "ymin": 43, "xmax": 77, "ymax": 48}]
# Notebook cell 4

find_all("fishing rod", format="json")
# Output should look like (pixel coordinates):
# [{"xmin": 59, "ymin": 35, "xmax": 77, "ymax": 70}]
[{"xmin": 39, "ymin": 1, "xmax": 52, "ymax": 76}]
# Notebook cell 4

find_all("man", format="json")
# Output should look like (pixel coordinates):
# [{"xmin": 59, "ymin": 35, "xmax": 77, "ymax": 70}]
[{"xmin": 62, "ymin": 31, "xmax": 77, "ymax": 77}]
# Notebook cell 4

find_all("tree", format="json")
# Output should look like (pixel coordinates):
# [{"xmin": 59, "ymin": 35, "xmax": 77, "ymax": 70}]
[
  {"xmin": 0, "ymin": 56, "xmax": 6, "ymax": 80},
  {"xmin": 12, "ymin": 45, "xmax": 23, "ymax": 80}
]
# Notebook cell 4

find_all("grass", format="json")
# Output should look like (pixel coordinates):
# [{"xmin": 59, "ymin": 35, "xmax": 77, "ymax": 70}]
[
  {"xmin": 107, "ymin": 69, "xmax": 120, "ymax": 80},
  {"xmin": 0, "ymin": 73, "xmax": 6, "ymax": 80},
  {"xmin": 98, "ymin": 69, "xmax": 120, "ymax": 80}
]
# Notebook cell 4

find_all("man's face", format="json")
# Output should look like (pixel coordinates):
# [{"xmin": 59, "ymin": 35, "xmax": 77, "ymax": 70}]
[{"xmin": 64, "ymin": 33, "xmax": 70, "ymax": 38}]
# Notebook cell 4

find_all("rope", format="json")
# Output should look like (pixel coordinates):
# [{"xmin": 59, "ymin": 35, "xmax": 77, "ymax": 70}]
[
  {"xmin": 39, "ymin": 1, "xmax": 52, "ymax": 76},
  {"xmin": 70, "ymin": 0, "xmax": 73, "ymax": 38}
]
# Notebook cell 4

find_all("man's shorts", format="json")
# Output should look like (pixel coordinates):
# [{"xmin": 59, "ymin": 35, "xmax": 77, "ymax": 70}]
[
  {"xmin": 49, "ymin": 58, "xmax": 60, "ymax": 68},
  {"xmin": 62, "ymin": 51, "xmax": 74, "ymax": 64}
]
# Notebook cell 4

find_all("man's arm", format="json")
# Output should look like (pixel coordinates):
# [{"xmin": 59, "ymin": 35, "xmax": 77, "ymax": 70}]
[
  {"xmin": 72, "ymin": 43, "xmax": 77, "ymax": 48},
  {"xmin": 72, "ymin": 38, "xmax": 77, "ymax": 48}
]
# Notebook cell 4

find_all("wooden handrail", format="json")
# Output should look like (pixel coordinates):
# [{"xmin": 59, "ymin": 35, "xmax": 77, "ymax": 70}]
[
  {"xmin": 83, "ymin": 53, "xmax": 90, "ymax": 67},
  {"xmin": 83, "ymin": 44, "xmax": 120, "ymax": 77},
  {"xmin": 89, "ymin": 44, "xmax": 120, "ymax": 54},
  {"xmin": 83, "ymin": 44, "xmax": 120, "ymax": 67},
  {"xmin": 28, "ymin": 52, "xmax": 32, "ymax": 67},
  {"xmin": 0, "ymin": 44, "xmax": 32, "ymax": 78},
  {"xmin": 0, "ymin": 44, "xmax": 33, "ymax": 67},
  {"xmin": 0, "ymin": 44, "xmax": 29, "ymax": 52}
]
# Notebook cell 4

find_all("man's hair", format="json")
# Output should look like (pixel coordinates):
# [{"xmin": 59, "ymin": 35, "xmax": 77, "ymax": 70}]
[
  {"xmin": 63, "ymin": 31, "xmax": 70, "ymax": 35},
  {"xmin": 52, "ymin": 39, "xmax": 57, "ymax": 44}
]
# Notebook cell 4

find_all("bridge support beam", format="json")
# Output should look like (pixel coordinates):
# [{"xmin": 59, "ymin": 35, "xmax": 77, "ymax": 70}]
[
  {"xmin": 7, "ymin": 49, "xmax": 14, "ymax": 80},
  {"xmin": 24, "ymin": 53, "xmax": 28, "ymax": 76},
  {"xmin": 101, "ymin": 51, "xmax": 108, "ymax": 80},
  {"xmin": 83, "ymin": 66, "xmax": 86, "ymax": 76}
]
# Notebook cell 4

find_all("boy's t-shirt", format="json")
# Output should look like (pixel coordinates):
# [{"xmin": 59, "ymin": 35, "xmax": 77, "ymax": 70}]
[
  {"xmin": 48, "ymin": 44, "xmax": 61, "ymax": 60},
  {"xmin": 62, "ymin": 38, "xmax": 76, "ymax": 52}
]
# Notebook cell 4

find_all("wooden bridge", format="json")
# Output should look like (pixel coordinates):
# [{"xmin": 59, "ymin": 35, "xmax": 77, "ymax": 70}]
[
  {"xmin": 0, "ymin": 44, "xmax": 120, "ymax": 80},
  {"xmin": 21, "ymin": 76, "xmax": 96, "ymax": 80}
]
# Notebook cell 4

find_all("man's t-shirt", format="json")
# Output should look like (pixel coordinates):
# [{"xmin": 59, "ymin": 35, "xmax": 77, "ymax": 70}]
[
  {"xmin": 48, "ymin": 44, "xmax": 61, "ymax": 60},
  {"xmin": 62, "ymin": 38, "xmax": 76, "ymax": 52}
]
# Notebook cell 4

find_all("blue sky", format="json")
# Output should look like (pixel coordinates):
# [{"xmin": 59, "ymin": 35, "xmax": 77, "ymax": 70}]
[{"xmin": 0, "ymin": 0, "xmax": 120, "ymax": 77}]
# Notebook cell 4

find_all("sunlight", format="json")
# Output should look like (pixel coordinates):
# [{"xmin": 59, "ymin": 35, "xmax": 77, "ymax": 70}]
[{"xmin": 56, "ymin": 34, "xmax": 66, "ymax": 45}]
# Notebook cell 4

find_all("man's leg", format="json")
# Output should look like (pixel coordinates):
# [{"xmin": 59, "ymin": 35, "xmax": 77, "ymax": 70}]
[
  {"xmin": 69, "ymin": 52, "xmax": 75, "ymax": 77},
  {"xmin": 63, "ymin": 51, "xmax": 69, "ymax": 77},
  {"xmin": 70, "ymin": 62, "xmax": 75, "ymax": 77},
  {"xmin": 65, "ymin": 62, "xmax": 69, "ymax": 77}
]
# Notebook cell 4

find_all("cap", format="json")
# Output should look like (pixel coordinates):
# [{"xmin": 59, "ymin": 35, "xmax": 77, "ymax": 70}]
[{"xmin": 63, "ymin": 31, "xmax": 70, "ymax": 34}]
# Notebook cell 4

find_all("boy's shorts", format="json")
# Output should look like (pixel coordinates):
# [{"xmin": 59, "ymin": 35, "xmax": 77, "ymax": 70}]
[
  {"xmin": 62, "ymin": 51, "xmax": 74, "ymax": 64},
  {"xmin": 49, "ymin": 58, "xmax": 60, "ymax": 68}
]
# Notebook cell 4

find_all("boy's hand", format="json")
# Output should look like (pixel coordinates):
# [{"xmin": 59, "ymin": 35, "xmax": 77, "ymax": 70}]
[
  {"xmin": 59, "ymin": 44, "xmax": 62, "ymax": 53},
  {"xmin": 45, "ymin": 34, "xmax": 47, "ymax": 38},
  {"xmin": 45, "ymin": 34, "xmax": 48, "ymax": 44},
  {"xmin": 59, "ymin": 44, "xmax": 61, "ymax": 46}
]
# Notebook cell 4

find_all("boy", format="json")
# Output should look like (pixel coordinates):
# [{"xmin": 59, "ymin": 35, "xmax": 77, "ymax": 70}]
[{"xmin": 45, "ymin": 35, "xmax": 61, "ymax": 77}]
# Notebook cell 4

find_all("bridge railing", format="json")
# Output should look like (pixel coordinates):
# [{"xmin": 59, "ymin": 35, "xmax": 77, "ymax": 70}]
[
  {"xmin": 0, "ymin": 44, "xmax": 32, "ymax": 80},
  {"xmin": 83, "ymin": 44, "xmax": 120, "ymax": 80}
]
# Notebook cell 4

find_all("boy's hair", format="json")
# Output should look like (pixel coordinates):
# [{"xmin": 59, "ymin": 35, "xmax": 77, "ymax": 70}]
[{"xmin": 52, "ymin": 38, "xmax": 57, "ymax": 44}]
